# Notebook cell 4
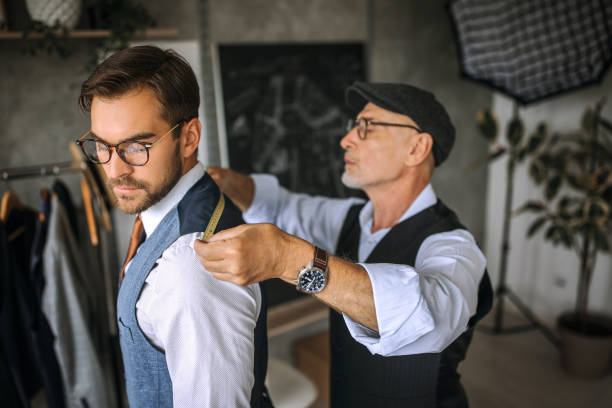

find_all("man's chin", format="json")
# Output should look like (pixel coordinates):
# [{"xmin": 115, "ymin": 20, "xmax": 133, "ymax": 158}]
[
  {"xmin": 115, "ymin": 195, "xmax": 147, "ymax": 215},
  {"xmin": 341, "ymin": 171, "xmax": 364, "ymax": 190}
]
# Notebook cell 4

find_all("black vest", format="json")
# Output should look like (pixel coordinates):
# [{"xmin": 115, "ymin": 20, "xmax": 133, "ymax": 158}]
[{"xmin": 331, "ymin": 200, "xmax": 493, "ymax": 408}]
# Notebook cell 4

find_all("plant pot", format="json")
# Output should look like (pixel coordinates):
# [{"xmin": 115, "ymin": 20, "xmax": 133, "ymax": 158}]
[
  {"xmin": 25, "ymin": 0, "xmax": 82, "ymax": 29},
  {"xmin": 557, "ymin": 312, "xmax": 612, "ymax": 379}
]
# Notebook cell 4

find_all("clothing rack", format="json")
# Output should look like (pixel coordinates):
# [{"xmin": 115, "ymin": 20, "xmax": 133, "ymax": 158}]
[
  {"xmin": 1, "ymin": 161, "xmax": 85, "ymax": 181},
  {"xmin": 1, "ymin": 159, "xmax": 125, "ymax": 408}
]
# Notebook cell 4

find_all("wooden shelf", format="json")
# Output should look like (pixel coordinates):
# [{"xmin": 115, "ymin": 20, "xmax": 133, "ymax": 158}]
[
  {"xmin": 267, "ymin": 297, "xmax": 329, "ymax": 338},
  {"xmin": 0, "ymin": 28, "xmax": 179, "ymax": 40}
]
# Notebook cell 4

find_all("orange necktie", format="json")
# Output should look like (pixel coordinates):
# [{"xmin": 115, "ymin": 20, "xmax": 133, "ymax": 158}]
[{"xmin": 120, "ymin": 215, "xmax": 144, "ymax": 283}]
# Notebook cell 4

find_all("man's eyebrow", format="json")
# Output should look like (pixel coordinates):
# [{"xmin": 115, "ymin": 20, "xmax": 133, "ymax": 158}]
[{"xmin": 89, "ymin": 131, "xmax": 157, "ymax": 143}]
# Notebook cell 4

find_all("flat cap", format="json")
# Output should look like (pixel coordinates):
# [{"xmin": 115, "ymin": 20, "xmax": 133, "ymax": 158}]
[{"xmin": 345, "ymin": 81, "xmax": 455, "ymax": 166}]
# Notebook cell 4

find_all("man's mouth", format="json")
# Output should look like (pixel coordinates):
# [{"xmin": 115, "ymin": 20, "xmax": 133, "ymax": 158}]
[{"xmin": 114, "ymin": 186, "xmax": 139, "ymax": 195}]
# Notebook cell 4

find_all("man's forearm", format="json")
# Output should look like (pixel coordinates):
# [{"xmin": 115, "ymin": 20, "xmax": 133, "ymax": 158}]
[{"xmin": 281, "ymin": 235, "xmax": 379, "ymax": 332}]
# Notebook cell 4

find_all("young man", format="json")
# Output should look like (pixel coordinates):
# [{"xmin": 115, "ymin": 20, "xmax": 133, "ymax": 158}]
[
  {"xmin": 77, "ymin": 45, "xmax": 270, "ymax": 408},
  {"xmin": 196, "ymin": 82, "xmax": 493, "ymax": 407}
]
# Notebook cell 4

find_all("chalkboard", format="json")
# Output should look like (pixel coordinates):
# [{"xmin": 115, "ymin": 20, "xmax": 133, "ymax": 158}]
[{"xmin": 217, "ymin": 43, "xmax": 366, "ymax": 306}]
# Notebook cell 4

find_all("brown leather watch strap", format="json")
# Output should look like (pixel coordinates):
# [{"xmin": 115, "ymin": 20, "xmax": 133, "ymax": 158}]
[{"xmin": 313, "ymin": 247, "xmax": 328, "ymax": 270}]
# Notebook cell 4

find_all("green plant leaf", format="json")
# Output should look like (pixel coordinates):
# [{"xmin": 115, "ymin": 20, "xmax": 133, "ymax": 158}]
[
  {"xmin": 527, "ymin": 123, "xmax": 547, "ymax": 153},
  {"xmin": 506, "ymin": 116, "xmax": 525, "ymax": 147},
  {"xmin": 527, "ymin": 216, "xmax": 548, "ymax": 237},
  {"xmin": 476, "ymin": 109, "xmax": 498, "ymax": 142},
  {"xmin": 545, "ymin": 176, "xmax": 562, "ymax": 201},
  {"xmin": 545, "ymin": 224, "xmax": 562, "ymax": 245},
  {"xmin": 585, "ymin": 197, "xmax": 611, "ymax": 228},
  {"xmin": 529, "ymin": 159, "xmax": 547, "ymax": 184},
  {"xmin": 516, "ymin": 200, "xmax": 546, "ymax": 214},
  {"xmin": 557, "ymin": 196, "xmax": 572, "ymax": 211},
  {"xmin": 559, "ymin": 225, "xmax": 573, "ymax": 249},
  {"xmin": 487, "ymin": 148, "xmax": 507, "ymax": 163}
]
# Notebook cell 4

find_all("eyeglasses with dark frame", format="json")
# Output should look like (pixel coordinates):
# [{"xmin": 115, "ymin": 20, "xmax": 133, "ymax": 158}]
[
  {"xmin": 346, "ymin": 117, "xmax": 422, "ymax": 140},
  {"xmin": 75, "ymin": 121, "xmax": 183, "ymax": 167}
]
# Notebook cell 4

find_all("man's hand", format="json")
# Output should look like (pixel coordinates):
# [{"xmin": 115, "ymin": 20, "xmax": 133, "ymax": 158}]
[
  {"xmin": 194, "ymin": 223, "xmax": 313, "ymax": 286},
  {"xmin": 195, "ymin": 223, "xmax": 379, "ymax": 330},
  {"xmin": 206, "ymin": 167, "xmax": 255, "ymax": 212}
]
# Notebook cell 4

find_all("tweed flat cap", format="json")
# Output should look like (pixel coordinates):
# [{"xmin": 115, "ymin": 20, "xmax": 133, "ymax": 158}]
[{"xmin": 345, "ymin": 81, "xmax": 455, "ymax": 166}]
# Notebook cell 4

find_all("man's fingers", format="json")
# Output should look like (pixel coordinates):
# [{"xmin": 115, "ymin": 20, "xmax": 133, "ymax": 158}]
[
  {"xmin": 194, "ymin": 239, "xmax": 232, "ymax": 261},
  {"xmin": 196, "ymin": 254, "xmax": 250, "ymax": 286},
  {"xmin": 206, "ymin": 166, "xmax": 222, "ymax": 181},
  {"xmin": 204, "ymin": 224, "xmax": 249, "ymax": 243}
]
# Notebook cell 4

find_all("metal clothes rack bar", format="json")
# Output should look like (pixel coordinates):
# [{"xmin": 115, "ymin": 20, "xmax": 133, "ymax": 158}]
[{"xmin": 1, "ymin": 161, "xmax": 84, "ymax": 181}]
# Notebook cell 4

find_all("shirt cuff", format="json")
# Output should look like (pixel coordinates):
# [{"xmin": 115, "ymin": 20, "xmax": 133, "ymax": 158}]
[
  {"xmin": 243, "ymin": 174, "xmax": 280, "ymax": 223},
  {"xmin": 342, "ymin": 263, "xmax": 435, "ymax": 356}
]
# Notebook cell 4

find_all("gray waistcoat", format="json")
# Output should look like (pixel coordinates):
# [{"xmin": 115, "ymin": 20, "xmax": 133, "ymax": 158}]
[{"xmin": 116, "ymin": 174, "xmax": 268, "ymax": 408}]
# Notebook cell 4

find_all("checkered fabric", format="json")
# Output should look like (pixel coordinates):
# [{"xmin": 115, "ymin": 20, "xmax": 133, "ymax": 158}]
[{"xmin": 449, "ymin": 0, "xmax": 612, "ymax": 104}]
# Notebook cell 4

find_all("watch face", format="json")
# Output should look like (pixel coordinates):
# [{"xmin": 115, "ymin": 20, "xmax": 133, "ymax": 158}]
[{"xmin": 298, "ymin": 268, "xmax": 326, "ymax": 294}]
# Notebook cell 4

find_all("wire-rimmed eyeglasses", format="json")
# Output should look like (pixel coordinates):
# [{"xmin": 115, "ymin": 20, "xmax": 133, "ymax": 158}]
[
  {"xmin": 75, "ymin": 122, "xmax": 183, "ymax": 167},
  {"xmin": 346, "ymin": 118, "xmax": 422, "ymax": 140}
]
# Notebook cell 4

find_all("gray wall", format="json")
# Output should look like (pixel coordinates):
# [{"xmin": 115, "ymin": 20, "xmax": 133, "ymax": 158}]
[{"xmin": 369, "ymin": 1, "xmax": 491, "ymax": 241}]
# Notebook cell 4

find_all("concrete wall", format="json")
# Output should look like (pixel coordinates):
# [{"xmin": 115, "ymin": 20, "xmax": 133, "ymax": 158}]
[{"xmin": 369, "ymin": 1, "xmax": 491, "ymax": 241}]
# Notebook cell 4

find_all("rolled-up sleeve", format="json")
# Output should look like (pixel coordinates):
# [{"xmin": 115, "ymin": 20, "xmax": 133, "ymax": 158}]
[
  {"xmin": 342, "ymin": 229, "xmax": 487, "ymax": 356},
  {"xmin": 245, "ymin": 174, "xmax": 363, "ymax": 252}
]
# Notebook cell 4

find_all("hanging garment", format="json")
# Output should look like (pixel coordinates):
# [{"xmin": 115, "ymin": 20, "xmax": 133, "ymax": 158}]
[
  {"xmin": 42, "ymin": 193, "xmax": 116, "ymax": 408},
  {"xmin": 0, "ymin": 205, "xmax": 44, "ymax": 407},
  {"xmin": 29, "ymin": 188, "xmax": 66, "ymax": 408},
  {"xmin": 0, "ymin": 222, "xmax": 25, "ymax": 408}
]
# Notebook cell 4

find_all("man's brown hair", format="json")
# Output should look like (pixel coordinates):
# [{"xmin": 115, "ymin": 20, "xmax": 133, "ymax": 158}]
[{"xmin": 79, "ymin": 45, "xmax": 199, "ymax": 135}]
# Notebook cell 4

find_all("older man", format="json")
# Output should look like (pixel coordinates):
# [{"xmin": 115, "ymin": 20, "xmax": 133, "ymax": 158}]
[{"xmin": 196, "ymin": 82, "xmax": 493, "ymax": 407}]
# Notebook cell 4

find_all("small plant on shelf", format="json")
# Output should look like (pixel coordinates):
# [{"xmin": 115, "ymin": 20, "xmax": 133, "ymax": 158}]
[{"xmin": 20, "ymin": 0, "xmax": 156, "ymax": 71}]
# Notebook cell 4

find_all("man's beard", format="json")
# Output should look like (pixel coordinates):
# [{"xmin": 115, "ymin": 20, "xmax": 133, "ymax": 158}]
[
  {"xmin": 341, "ymin": 170, "xmax": 364, "ymax": 190},
  {"xmin": 107, "ymin": 146, "xmax": 183, "ymax": 215}
]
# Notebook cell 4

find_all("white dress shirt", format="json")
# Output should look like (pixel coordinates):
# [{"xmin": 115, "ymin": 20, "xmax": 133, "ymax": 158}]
[
  {"xmin": 127, "ymin": 163, "xmax": 261, "ymax": 407},
  {"xmin": 244, "ymin": 174, "xmax": 486, "ymax": 356}
]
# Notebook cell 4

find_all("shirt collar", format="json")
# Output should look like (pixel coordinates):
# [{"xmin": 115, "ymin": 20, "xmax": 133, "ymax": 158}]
[
  {"xmin": 359, "ymin": 183, "xmax": 438, "ymax": 236},
  {"xmin": 140, "ymin": 162, "xmax": 205, "ymax": 237}
]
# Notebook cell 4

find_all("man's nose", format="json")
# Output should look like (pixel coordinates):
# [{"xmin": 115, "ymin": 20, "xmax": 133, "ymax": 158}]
[
  {"xmin": 340, "ymin": 126, "xmax": 359, "ymax": 150},
  {"xmin": 104, "ymin": 149, "xmax": 133, "ymax": 179}
]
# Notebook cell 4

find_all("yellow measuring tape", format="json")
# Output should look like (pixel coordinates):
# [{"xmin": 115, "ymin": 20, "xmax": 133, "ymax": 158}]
[{"xmin": 200, "ymin": 193, "xmax": 225, "ymax": 240}]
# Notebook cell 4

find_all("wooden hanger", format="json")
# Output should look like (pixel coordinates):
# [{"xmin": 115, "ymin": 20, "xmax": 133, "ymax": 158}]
[
  {"xmin": 69, "ymin": 143, "xmax": 113, "ymax": 232},
  {"xmin": 80, "ymin": 178, "xmax": 99, "ymax": 246},
  {"xmin": 1, "ymin": 190, "xmax": 23, "ymax": 223},
  {"xmin": 1, "ymin": 191, "xmax": 26, "ymax": 242},
  {"xmin": 39, "ymin": 188, "xmax": 50, "ymax": 223}
]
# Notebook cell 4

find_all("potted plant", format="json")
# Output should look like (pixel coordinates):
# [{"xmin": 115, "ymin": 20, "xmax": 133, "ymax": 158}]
[{"xmin": 517, "ymin": 102, "xmax": 612, "ymax": 378}]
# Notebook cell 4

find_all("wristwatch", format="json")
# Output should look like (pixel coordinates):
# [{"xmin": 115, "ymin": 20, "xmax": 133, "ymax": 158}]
[{"xmin": 296, "ymin": 247, "xmax": 329, "ymax": 294}]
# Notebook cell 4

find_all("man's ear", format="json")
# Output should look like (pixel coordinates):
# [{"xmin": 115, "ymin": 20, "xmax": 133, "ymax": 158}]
[
  {"xmin": 405, "ymin": 132, "xmax": 434, "ymax": 167},
  {"xmin": 180, "ymin": 118, "xmax": 201, "ymax": 158}
]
